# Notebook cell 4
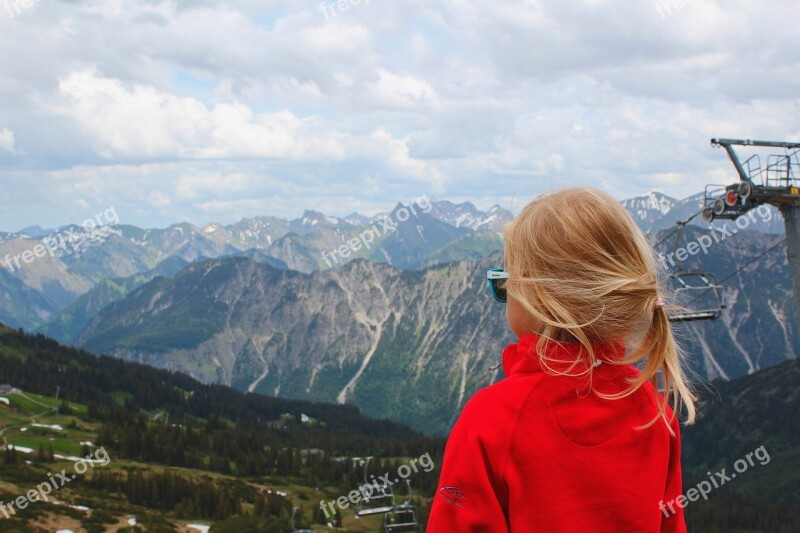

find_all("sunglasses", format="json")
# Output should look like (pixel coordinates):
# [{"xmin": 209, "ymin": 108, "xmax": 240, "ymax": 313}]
[{"xmin": 487, "ymin": 269, "xmax": 509, "ymax": 303}]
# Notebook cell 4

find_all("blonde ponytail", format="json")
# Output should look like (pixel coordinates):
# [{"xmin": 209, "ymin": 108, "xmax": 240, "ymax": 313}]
[{"xmin": 615, "ymin": 300, "xmax": 697, "ymax": 432}]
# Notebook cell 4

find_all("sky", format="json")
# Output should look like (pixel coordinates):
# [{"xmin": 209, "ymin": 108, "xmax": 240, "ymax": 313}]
[{"xmin": 0, "ymin": 0, "xmax": 799, "ymax": 231}]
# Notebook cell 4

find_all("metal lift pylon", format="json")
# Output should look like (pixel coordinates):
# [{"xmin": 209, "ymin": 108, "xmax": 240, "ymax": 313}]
[{"xmin": 703, "ymin": 138, "xmax": 800, "ymax": 315}]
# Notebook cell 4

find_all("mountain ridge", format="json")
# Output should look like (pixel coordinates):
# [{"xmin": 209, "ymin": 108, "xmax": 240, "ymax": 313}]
[{"xmin": 70, "ymin": 233, "xmax": 798, "ymax": 435}]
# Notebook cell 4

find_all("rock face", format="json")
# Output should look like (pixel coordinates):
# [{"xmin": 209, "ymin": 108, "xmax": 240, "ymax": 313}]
[
  {"xmin": 77, "ymin": 256, "xmax": 512, "ymax": 435},
  {"xmin": 75, "ymin": 232, "xmax": 799, "ymax": 435}
]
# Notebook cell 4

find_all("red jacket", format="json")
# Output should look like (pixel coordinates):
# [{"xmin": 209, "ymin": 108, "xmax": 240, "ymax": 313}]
[{"xmin": 427, "ymin": 334, "xmax": 686, "ymax": 533}]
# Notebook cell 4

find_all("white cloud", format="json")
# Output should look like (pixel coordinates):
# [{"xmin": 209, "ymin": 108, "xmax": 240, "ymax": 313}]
[
  {"xmin": 1, "ymin": 0, "xmax": 799, "ymax": 230},
  {"xmin": 46, "ymin": 70, "xmax": 345, "ymax": 160}
]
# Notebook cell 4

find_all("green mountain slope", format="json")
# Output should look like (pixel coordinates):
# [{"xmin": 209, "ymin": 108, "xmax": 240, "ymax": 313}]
[
  {"xmin": 37, "ymin": 256, "xmax": 191, "ymax": 343},
  {"xmin": 0, "ymin": 323, "xmax": 444, "ymax": 532},
  {"xmin": 73, "ymin": 256, "xmax": 511, "ymax": 435},
  {"xmin": 0, "ymin": 325, "xmax": 798, "ymax": 530},
  {"xmin": 681, "ymin": 358, "xmax": 800, "ymax": 532}
]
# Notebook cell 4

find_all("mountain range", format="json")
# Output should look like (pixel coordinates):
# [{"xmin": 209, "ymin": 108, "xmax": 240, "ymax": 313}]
[
  {"xmin": 0, "ymin": 200, "xmax": 511, "ymax": 331},
  {"xmin": 60, "ymin": 233, "xmax": 798, "ymax": 435},
  {"xmin": 1, "ymin": 191, "xmax": 797, "ymax": 435},
  {"xmin": 1, "ymin": 190, "xmax": 784, "ymax": 333}
]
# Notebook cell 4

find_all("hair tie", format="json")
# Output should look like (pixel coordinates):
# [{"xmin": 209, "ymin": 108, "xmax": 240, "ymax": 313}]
[{"xmin": 654, "ymin": 299, "xmax": 665, "ymax": 310}]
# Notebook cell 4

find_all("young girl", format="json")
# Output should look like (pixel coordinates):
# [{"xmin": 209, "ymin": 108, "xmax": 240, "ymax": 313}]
[{"xmin": 427, "ymin": 188, "xmax": 695, "ymax": 532}]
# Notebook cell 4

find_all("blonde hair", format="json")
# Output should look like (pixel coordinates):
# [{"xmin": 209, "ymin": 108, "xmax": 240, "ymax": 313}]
[{"xmin": 502, "ymin": 187, "xmax": 696, "ymax": 431}]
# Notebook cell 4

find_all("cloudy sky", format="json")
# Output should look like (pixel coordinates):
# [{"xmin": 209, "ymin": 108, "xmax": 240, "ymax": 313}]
[{"xmin": 0, "ymin": 0, "xmax": 798, "ymax": 231}]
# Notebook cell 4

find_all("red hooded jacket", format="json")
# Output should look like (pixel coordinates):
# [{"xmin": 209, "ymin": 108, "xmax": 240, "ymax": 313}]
[{"xmin": 427, "ymin": 334, "xmax": 686, "ymax": 532}]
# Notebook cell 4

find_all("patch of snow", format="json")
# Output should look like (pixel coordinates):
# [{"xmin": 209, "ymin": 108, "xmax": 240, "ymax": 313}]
[
  {"xmin": 54, "ymin": 453, "xmax": 107, "ymax": 463},
  {"xmin": 32, "ymin": 423, "xmax": 63, "ymax": 431},
  {"xmin": 10, "ymin": 445, "xmax": 34, "ymax": 454},
  {"xmin": 187, "ymin": 525, "xmax": 210, "ymax": 533}
]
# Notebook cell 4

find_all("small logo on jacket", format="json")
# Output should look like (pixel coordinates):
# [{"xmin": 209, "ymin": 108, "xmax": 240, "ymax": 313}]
[{"xmin": 438, "ymin": 485, "xmax": 464, "ymax": 507}]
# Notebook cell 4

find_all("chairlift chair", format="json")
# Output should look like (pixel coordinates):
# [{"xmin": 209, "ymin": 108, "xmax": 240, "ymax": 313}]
[
  {"xmin": 355, "ymin": 458, "xmax": 396, "ymax": 518},
  {"xmin": 667, "ymin": 270, "xmax": 725, "ymax": 323},
  {"xmin": 663, "ymin": 221, "xmax": 726, "ymax": 323},
  {"xmin": 383, "ymin": 480, "xmax": 419, "ymax": 533},
  {"xmin": 356, "ymin": 495, "xmax": 395, "ymax": 518},
  {"xmin": 383, "ymin": 504, "xmax": 419, "ymax": 533}
]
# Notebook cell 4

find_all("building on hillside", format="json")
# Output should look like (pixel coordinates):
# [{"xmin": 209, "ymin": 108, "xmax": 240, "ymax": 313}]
[
  {"xmin": 0, "ymin": 384, "xmax": 17, "ymax": 394},
  {"xmin": 300, "ymin": 448, "xmax": 326, "ymax": 459}
]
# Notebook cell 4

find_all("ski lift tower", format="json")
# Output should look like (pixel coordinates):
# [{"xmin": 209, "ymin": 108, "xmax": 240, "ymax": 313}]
[{"xmin": 703, "ymin": 138, "xmax": 800, "ymax": 313}]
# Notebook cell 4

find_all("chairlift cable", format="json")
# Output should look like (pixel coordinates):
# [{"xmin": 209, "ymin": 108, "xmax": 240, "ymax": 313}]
[
  {"xmin": 682, "ymin": 238, "xmax": 787, "ymax": 307},
  {"xmin": 714, "ymin": 238, "xmax": 786, "ymax": 286},
  {"xmin": 651, "ymin": 209, "xmax": 704, "ymax": 249},
  {"xmin": 653, "ymin": 227, "xmax": 680, "ymax": 249}
]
